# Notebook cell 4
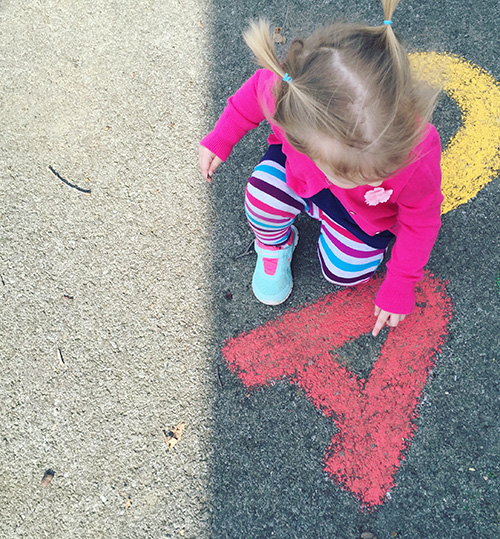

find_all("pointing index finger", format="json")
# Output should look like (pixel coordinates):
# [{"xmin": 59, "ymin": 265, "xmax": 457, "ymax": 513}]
[{"xmin": 372, "ymin": 310, "xmax": 389, "ymax": 337}]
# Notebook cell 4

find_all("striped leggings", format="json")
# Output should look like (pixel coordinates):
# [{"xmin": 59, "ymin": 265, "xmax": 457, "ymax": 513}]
[{"xmin": 245, "ymin": 150, "xmax": 387, "ymax": 287}]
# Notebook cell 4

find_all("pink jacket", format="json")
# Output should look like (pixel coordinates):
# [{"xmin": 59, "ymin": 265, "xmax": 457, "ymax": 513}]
[{"xmin": 201, "ymin": 69, "xmax": 443, "ymax": 314}]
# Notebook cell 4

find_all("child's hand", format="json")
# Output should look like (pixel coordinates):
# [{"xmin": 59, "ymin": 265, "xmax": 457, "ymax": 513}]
[
  {"xmin": 372, "ymin": 306, "xmax": 406, "ymax": 337},
  {"xmin": 199, "ymin": 145, "xmax": 223, "ymax": 182}
]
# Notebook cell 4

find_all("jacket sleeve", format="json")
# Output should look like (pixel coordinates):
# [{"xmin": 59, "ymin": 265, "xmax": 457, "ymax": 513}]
[
  {"xmin": 200, "ymin": 69, "xmax": 271, "ymax": 161},
  {"xmin": 375, "ymin": 128, "xmax": 443, "ymax": 314}
]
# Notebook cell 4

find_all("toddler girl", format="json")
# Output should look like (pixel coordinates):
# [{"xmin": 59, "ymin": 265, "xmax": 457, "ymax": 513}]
[{"xmin": 199, "ymin": 0, "xmax": 442, "ymax": 337}]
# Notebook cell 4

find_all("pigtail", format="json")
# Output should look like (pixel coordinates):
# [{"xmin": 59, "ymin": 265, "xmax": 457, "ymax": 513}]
[
  {"xmin": 243, "ymin": 20, "xmax": 286, "ymax": 79},
  {"xmin": 380, "ymin": 0, "xmax": 441, "ymax": 142},
  {"xmin": 381, "ymin": 0, "xmax": 401, "ymax": 31},
  {"xmin": 243, "ymin": 21, "xmax": 333, "ymax": 144},
  {"xmin": 380, "ymin": 0, "xmax": 406, "ymax": 75}
]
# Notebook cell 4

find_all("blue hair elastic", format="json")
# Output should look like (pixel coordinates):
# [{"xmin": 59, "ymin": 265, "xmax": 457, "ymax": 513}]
[
  {"xmin": 383, "ymin": 20, "xmax": 392, "ymax": 25},
  {"xmin": 283, "ymin": 73, "xmax": 293, "ymax": 83}
]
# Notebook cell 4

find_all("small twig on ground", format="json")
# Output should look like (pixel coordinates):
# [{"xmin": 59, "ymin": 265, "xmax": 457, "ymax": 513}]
[
  {"xmin": 48, "ymin": 166, "xmax": 91, "ymax": 194},
  {"xmin": 216, "ymin": 365, "xmax": 224, "ymax": 387},
  {"xmin": 57, "ymin": 348, "xmax": 67, "ymax": 369},
  {"xmin": 282, "ymin": 1, "xmax": 290, "ymax": 32},
  {"xmin": 234, "ymin": 239, "xmax": 255, "ymax": 260}
]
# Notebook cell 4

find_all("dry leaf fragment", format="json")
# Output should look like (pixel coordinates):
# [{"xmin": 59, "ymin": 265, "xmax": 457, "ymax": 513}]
[
  {"xmin": 162, "ymin": 422, "xmax": 185, "ymax": 449},
  {"xmin": 273, "ymin": 27, "xmax": 286, "ymax": 44},
  {"xmin": 172, "ymin": 422, "xmax": 185, "ymax": 439},
  {"xmin": 41, "ymin": 469, "xmax": 55, "ymax": 488}
]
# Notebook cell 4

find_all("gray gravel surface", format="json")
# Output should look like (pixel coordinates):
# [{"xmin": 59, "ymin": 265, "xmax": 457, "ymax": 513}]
[{"xmin": 1, "ymin": 1, "xmax": 216, "ymax": 537}]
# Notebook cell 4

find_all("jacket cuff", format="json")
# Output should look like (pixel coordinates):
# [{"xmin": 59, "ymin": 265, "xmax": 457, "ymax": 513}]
[
  {"xmin": 200, "ymin": 131, "xmax": 234, "ymax": 162},
  {"xmin": 200, "ymin": 113, "xmax": 250, "ymax": 161},
  {"xmin": 375, "ymin": 275, "xmax": 416, "ymax": 315}
]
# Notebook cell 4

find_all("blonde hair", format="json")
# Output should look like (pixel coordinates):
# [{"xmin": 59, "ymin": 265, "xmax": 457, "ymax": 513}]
[{"xmin": 243, "ymin": 0, "xmax": 440, "ymax": 183}]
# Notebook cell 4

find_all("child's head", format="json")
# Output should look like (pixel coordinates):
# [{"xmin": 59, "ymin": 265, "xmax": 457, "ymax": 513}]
[{"xmin": 243, "ymin": 0, "xmax": 440, "ymax": 185}]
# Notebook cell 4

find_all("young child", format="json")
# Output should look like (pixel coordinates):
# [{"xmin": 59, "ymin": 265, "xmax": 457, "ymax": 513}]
[{"xmin": 199, "ymin": 0, "xmax": 442, "ymax": 337}]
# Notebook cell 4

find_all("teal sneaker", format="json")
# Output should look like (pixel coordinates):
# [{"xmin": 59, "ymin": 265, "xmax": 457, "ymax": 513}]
[{"xmin": 251, "ymin": 226, "xmax": 299, "ymax": 305}]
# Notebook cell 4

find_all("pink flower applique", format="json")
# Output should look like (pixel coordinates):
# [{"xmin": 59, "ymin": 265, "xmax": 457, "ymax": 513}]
[{"xmin": 364, "ymin": 187, "xmax": 393, "ymax": 206}]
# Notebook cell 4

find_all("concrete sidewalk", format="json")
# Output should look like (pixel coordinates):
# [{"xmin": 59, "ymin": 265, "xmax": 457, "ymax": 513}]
[{"xmin": 0, "ymin": 1, "xmax": 216, "ymax": 536}]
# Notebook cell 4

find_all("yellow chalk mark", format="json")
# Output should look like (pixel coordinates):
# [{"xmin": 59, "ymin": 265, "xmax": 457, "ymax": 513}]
[{"xmin": 410, "ymin": 52, "xmax": 500, "ymax": 214}]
